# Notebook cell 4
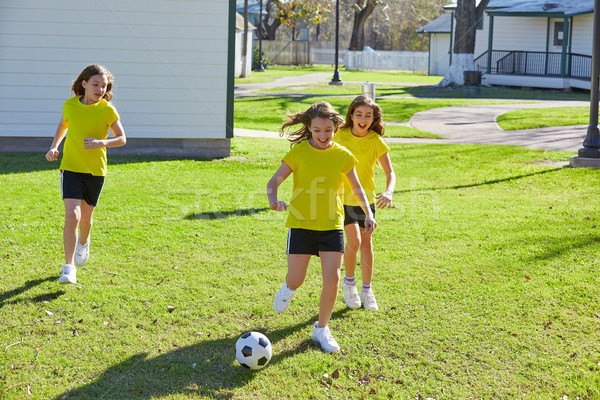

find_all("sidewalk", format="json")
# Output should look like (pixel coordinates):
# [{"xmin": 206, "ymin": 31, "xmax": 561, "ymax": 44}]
[{"xmin": 234, "ymin": 74, "xmax": 591, "ymax": 152}]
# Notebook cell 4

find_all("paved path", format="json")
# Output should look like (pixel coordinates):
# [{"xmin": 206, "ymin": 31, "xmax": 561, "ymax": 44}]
[
  {"xmin": 405, "ymin": 101, "xmax": 589, "ymax": 151},
  {"xmin": 234, "ymin": 73, "xmax": 591, "ymax": 152}
]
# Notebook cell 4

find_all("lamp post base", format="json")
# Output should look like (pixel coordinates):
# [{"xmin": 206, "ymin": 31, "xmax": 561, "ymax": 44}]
[{"xmin": 569, "ymin": 155, "xmax": 600, "ymax": 168}]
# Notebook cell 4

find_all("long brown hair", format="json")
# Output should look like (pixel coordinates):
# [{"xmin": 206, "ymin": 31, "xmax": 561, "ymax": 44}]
[
  {"xmin": 280, "ymin": 101, "xmax": 344, "ymax": 146},
  {"xmin": 71, "ymin": 64, "xmax": 114, "ymax": 102},
  {"xmin": 341, "ymin": 95, "xmax": 385, "ymax": 136}
]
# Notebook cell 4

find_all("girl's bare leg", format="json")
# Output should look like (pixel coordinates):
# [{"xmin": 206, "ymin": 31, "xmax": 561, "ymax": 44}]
[
  {"xmin": 78, "ymin": 200, "xmax": 95, "ymax": 245},
  {"xmin": 286, "ymin": 254, "xmax": 311, "ymax": 290},
  {"xmin": 317, "ymin": 251, "xmax": 343, "ymax": 327},
  {"xmin": 63, "ymin": 199, "xmax": 81, "ymax": 265},
  {"xmin": 343, "ymin": 223, "xmax": 361, "ymax": 277},
  {"xmin": 359, "ymin": 229, "xmax": 374, "ymax": 285}
]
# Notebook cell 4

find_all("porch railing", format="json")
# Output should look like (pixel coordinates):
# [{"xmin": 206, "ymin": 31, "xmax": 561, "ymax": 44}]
[{"xmin": 474, "ymin": 50, "xmax": 592, "ymax": 80}]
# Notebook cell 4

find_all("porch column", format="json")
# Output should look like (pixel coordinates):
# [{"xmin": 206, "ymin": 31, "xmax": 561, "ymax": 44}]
[
  {"xmin": 486, "ymin": 15, "xmax": 493, "ymax": 74},
  {"xmin": 560, "ymin": 17, "xmax": 569, "ymax": 78},
  {"xmin": 570, "ymin": 0, "xmax": 600, "ymax": 167}
]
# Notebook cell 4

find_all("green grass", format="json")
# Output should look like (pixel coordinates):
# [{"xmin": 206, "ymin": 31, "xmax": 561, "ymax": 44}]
[
  {"xmin": 234, "ymin": 95, "xmax": 515, "ymax": 136},
  {"xmin": 234, "ymin": 65, "xmax": 333, "ymax": 85},
  {"xmin": 497, "ymin": 107, "xmax": 590, "ymax": 130},
  {"xmin": 1, "ymin": 139, "xmax": 600, "ymax": 399}
]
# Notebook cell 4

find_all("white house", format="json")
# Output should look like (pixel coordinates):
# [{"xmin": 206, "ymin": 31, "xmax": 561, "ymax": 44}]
[
  {"xmin": 0, "ymin": 0, "xmax": 237, "ymax": 158},
  {"xmin": 235, "ymin": 13, "xmax": 256, "ymax": 78},
  {"xmin": 418, "ymin": 0, "xmax": 594, "ymax": 90}
]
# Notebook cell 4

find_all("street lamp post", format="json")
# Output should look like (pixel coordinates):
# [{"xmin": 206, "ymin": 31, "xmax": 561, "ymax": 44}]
[
  {"xmin": 329, "ymin": 0, "xmax": 343, "ymax": 85},
  {"xmin": 571, "ymin": 0, "xmax": 600, "ymax": 166}
]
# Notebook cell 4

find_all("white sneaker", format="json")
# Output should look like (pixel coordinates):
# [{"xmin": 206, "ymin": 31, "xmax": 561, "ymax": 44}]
[
  {"xmin": 59, "ymin": 264, "xmax": 77, "ymax": 284},
  {"xmin": 274, "ymin": 283, "xmax": 296, "ymax": 313},
  {"xmin": 342, "ymin": 282, "xmax": 361, "ymax": 309},
  {"xmin": 74, "ymin": 239, "xmax": 89, "ymax": 266},
  {"xmin": 312, "ymin": 323, "xmax": 340, "ymax": 353},
  {"xmin": 360, "ymin": 288, "xmax": 378, "ymax": 310}
]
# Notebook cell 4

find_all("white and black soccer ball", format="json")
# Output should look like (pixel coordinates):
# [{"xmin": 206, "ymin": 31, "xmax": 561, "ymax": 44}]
[{"xmin": 235, "ymin": 331, "xmax": 272, "ymax": 370}]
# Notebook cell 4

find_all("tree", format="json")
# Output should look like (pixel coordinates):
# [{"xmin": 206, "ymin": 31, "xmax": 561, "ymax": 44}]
[
  {"xmin": 278, "ymin": 0, "xmax": 332, "ymax": 40},
  {"xmin": 348, "ymin": 0, "xmax": 382, "ymax": 50},
  {"xmin": 438, "ymin": 0, "xmax": 490, "ymax": 86},
  {"xmin": 262, "ymin": 0, "xmax": 332, "ymax": 40}
]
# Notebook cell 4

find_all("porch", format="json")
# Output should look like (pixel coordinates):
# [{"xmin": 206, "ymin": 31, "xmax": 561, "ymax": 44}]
[{"xmin": 474, "ymin": 50, "xmax": 592, "ymax": 90}]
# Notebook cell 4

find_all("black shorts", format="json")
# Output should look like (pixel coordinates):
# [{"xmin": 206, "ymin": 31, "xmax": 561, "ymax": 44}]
[
  {"xmin": 286, "ymin": 228, "xmax": 345, "ymax": 256},
  {"xmin": 344, "ymin": 204, "xmax": 376, "ymax": 228},
  {"xmin": 61, "ymin": 170, "xmax": 105, "ymax": 207}
]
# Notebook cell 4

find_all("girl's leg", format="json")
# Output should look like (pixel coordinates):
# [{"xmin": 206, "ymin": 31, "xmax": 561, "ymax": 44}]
[
  {"xmin": 343, "ymin": 223, "xmax": 361, "ymax": 277},
  {"xmin": 63, "ymin": 199, "xmax": 82, "ymax": 265},
  {"xmin": 317, "ymin": 251, "xmax": 343, "ymax": 327},
  {"xmin": 359, "ymin": 229, "xmax": 374, "ymax": 285},
  {"xmin": 286, "ymin": 254, "xmax": 311, "ymax": 290},
  {"xmin": 78, "ymin": 200, "xmax": 95, "ymax": 244},
  {"xmin": 274, "ymin": 254, "xmax": 310, "ymax": 313}
]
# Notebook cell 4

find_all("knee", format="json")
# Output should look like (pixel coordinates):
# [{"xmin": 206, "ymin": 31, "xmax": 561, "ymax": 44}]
[
  {"xmin": 346, "ymin": 235, "xmax": 361, "ymax": 251},
  {"xmin": 64, "ymin": 208, "xmax": 81, "ymax": 225}
]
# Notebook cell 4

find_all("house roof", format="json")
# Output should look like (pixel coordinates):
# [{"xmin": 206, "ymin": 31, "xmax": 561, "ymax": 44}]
[
  {"xmin": 417, "ymin": 12, "xmax": 452, "ymax": 34},
  {"xmin": 236, "ymin": 13, "xmax": 256, "ymax": 31},
  {"xmin": 236, "ymin": 0, "xmax": 268, "ymax": 15},
  {"xmin": 487, "ymin": 0, "xmax": 594, "ymax": 16},
  {"xmin": 444, "ymin": 1, "xmax": 594, "ymax": 16},
  {"xmin": 420, "ymin": 0, "xmax": 594, "ymax": 33}
]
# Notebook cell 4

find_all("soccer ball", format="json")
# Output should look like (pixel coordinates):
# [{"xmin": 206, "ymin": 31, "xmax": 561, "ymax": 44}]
[{"xmin": 235, "ymin": 331, "xmax": 272, "ymax": 370}]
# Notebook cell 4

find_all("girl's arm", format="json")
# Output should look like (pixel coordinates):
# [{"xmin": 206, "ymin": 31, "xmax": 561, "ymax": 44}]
[
  {"xmin": 375, "ymin": 152, "xmax": 396, "ymax": 209},
  {"xmin": 46, "ymin": 116, "xmax": 68, "ymax": 161},
  {"xmin": 346, "ymin": 167, "xmax": 377, "ymax": 232},
  {"xmin": 83, "ymin": 119, "xmax": 127, "ymax": 149},
  {"xmin": 267, "ymin": 162, "xmax": 293, "ymax": 211}
]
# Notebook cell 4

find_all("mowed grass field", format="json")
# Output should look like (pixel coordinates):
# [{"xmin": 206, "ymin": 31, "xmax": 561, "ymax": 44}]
[{"xmin": 1, "ymin": 138, "xmax": 599, "ymax": 399}]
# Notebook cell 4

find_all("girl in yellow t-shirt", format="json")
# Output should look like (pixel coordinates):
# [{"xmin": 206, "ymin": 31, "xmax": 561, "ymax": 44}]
[
  {"xmin": 45, "ymin": 64, "xmax": 126, "ymax": 285},
  {"xmin": 267, "ymin": 101, "xmax": 376, "ymax": 353},
  {"xmin": 335, "ymin": 96, "xmax": 396, "ymax": 311}
]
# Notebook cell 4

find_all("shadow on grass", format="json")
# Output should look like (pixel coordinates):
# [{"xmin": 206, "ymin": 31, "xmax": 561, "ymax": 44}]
[
  {"xmin": 54, "ymin": 309, "xmax": 349, "ymax": 400},
  {"xmin": 184, "ymin": 207, "xmax": 270, "ymax": 220},
  {"xmin": 531, "ymin": 234, "xmax": 600, "ymax": 261},
  {"xmin": 0, "ymin": 276, "xmax": 62, "ymax": 308},
  {"xmin": 395, "ymin": 167, "xmax": 564, "ymax": 194},
  {"xmin": 0, "ymin": 153, "xmax": 211, "ymax": 175}
]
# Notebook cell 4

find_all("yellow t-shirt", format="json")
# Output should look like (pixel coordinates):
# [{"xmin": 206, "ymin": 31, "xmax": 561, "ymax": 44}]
[
  {"xmin": 59, "ymin": 96, "xmax": 120, "ymax": 176},
  {"xmin": 283, "ymin": 140, "xmax": 356, "ymax": 231},
  {"xmin": 334, "ymin": 127, "xmax": 390, "ymax": 206}
]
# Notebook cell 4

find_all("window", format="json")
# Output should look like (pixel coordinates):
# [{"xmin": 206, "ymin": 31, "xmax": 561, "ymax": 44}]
[{"xmin": 553, "ymin": 21, "xmax": 564, "ymax": 46}]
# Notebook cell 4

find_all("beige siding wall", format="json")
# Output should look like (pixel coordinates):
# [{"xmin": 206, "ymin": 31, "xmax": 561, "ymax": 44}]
[
  {"xmin": 0, "ymin": 0, "xmax": 230, "ymax": 139},
  {"xmin": 490, "ymin": 16, "xmax": 548, "ymax": 52},
  {"xmin": 571, "ymin": 14, "xmax": 593, "ymax": 55}
]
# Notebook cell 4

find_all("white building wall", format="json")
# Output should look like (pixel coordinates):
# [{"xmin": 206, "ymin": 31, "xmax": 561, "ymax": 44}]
[
  {"xmin": 429, "ymin": 34, "xmax": 451, "ymax": 76},
  {"xmin": 0, "ymin": 0, "xmax": 231, "ymax": 140},
  {"xmin": 235, "ymin": 30, "xmax": 254, "ymax": 78},
  {"xmin": 571, "ymin": 13, "xmax": 593, "ymax": 55},
  {"xmin": 490, "ymin": 16, "xmax": 549, "ymax": 51}
]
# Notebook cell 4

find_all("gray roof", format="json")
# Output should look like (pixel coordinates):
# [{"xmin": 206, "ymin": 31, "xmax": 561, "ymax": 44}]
[
  {"xmin": 417, "ymin": 12, "xmax": 452, "ymax": 34},
  {"xmin": 487, "ymin": 0, "xmax": 594, "ymax": 16},
  {"xmin": 236, "ymin": 0, "xmax": 268, "ymax": 15}
]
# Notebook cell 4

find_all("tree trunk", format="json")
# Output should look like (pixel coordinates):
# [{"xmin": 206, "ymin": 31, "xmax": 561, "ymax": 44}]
[
  {"xmin": 438, "ymin": 0, "xmax": 490, "ymax": 86},
  {"xmin": 264, "ymin": 0, "xmax": 283, "ymax": 40},
  {"xmin": 348, "ymin": 0, "xmax": 379, "ymax": 51},
  {"xmin": 240, "ymin": 0, "xmax": 249, "ymax": 78}
]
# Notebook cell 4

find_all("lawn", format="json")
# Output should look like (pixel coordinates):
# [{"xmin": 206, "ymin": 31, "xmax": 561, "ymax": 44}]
[
  {"xmin": 234, "ymin": 95, "xmax": 515, "ymax": 139},
  {"xmin": 496, "ymin": 107, "xmax": 590, "ymax": 130},
  {"xmin": 234, "ymin": 67, "xmax": 588, "ymax": 138},
  {"xmin": 1, "ymin": 139, "xmax": 599, "ymax": 399}
]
